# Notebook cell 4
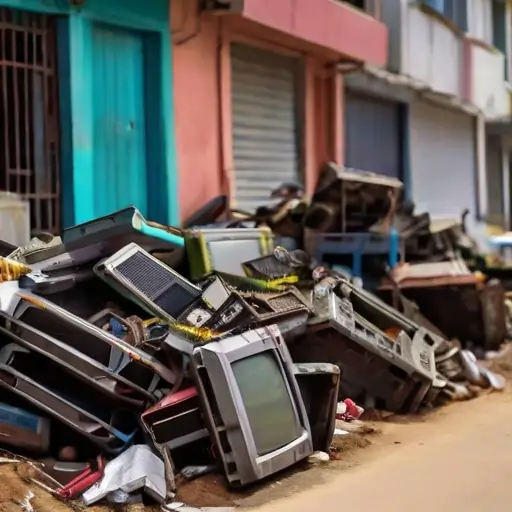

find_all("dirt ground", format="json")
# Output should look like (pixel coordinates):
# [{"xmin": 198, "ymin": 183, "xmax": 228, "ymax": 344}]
[
  {"xmin": 254, "ymin": 387, "xmax": 512, "ymax": 512},
  {"xmin": 0, "ymin": 348, "xmax": 510, "ymax": 511}
]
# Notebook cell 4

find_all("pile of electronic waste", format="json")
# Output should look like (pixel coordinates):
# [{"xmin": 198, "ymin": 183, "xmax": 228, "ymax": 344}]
[{"xmin": 0, "ymin": 203, "xmax": 504, "ymax": 508}]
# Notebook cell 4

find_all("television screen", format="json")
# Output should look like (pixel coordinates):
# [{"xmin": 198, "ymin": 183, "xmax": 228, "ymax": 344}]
[
  {"xmin": 208, "ymin": 239, "xmax": 262, "ymax": 275},
  {"xmin": 231, "ymin": 352, "xmax": 301, "ymax": 456}
]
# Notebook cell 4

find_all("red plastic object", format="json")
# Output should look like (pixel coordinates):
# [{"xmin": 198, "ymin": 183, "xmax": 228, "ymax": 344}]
[
  {"xmin": 57, "ymin": 456, "xmax": 105, "ymax": 500},
  {"xmin": 144, "ymin": 387, "xmax": 198, "ymax": 413},
  {"xmin": 141, "ymin": 386, "xmax": 199, "ymax": 436}
]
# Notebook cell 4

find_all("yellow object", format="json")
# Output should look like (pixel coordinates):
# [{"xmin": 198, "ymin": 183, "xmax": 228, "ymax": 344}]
[
  {"xmin": 168, "ymin": 321, "xmax": 219, "ymax": 343},
  {"xmin": 473, "ymin": 271, "xmax": 486, "ymax": 283},
  {"xmin": 142, "ymin": 317, "xmax": 163, "ymax": 328},
  {"xmin": 217, "ymin": 271, "xmax": 287, "ymax": 292},
  {"xmin": 385, "ymin": 327, "xmax": 401, "ymax": 340},
  {"xmin": 265, "ymin": 275, "xmax": 299, "ymax": 287},
  {"xmin": 142, "ymin": 318, "xmax": 218, "ymax": 343},
  {"xmin": 0, "ymin": 257, "xmax": 31, "ymax": 282},
  {"xmin": 486, "ymin": 224, "xmax": 506, "ymax": 237}
]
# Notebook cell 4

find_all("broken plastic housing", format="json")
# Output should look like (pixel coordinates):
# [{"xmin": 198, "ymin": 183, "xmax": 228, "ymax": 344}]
[
  {"xmin": 292, "ymin": 290, "xmax": 436, "ymax": 413},
  {"xmin": 94, "ymin": 243, "xmax": 201, "ymax": 321}
]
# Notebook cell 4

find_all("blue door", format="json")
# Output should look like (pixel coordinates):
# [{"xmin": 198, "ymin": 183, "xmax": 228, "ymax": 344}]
[{"xmin": 92, "ymin": 23, "xmax": 148, "ymax": 216}]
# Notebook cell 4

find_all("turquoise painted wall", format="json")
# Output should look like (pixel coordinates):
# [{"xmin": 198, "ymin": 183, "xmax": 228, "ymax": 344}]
[{"xmin": 0, "ymin": 0, "xmax": 179, "ymax": 227}]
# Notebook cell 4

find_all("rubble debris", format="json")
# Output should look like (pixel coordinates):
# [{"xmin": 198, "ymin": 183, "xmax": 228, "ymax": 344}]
[
  {"xmin": 336, "ymin": 399, "xmax": 364, "ymax": 421},
  {"xmin": 433, "ymin": 338, "xmax": 505, "ymax": 400},
  {"xmin": 180, "ymin": 465, "xmax": 217, "ymax": 481},
  {"xmin": 460, "ymin": 350, "xmax": 505, "ymax": 391},
  {"xmin": 0, "ymin": 176, "xmax": 508, "ymax": 510},
  {"xmin": 82, "ymin": 445, "xmax": 166, "ymax": 505},
  {"xmin": 380, "ymin": 261, "xmax": 507, "ymax": 351},
  {"xmin": 304, "ymin": 162, "xmax": 403, "ymax": 234},
  {"xmin": 307, "ymin": 451, "xmax": 330, "ymax": 464},
  {"xmin": 57, "ymin": 456, "xmax": 105, "ymax": 500},
  {"xmin": 18, "ymin": 490, "xmax": 35, "ymax": 512}
]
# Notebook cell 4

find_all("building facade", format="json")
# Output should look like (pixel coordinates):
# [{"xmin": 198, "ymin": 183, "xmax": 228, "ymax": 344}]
[
  {"xmin": 0, "ymin": 0, "xmax": 179, "ymax": 233},
  {"xmin": 171, "ymin": 0, "xmax": 388, "ymax": 219},
  {"xmin": 349, "ymin": 0, "xmax": 512, "ymax": 240},
  {"xmin": 172, "ymin": 0, "xmax": 512, "ymax": 245}
]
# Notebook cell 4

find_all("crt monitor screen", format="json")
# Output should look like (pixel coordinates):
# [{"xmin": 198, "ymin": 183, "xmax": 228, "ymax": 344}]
[
  {"xmin": 231, "ymin": 352, "xmax": 302, "ymax": 456},
  {"xmin": 207, "ymin": 239, "xmax": 263, "ymax": 275}
]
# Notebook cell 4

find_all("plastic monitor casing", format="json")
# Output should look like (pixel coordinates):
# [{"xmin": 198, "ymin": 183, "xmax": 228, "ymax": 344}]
[
  {"xmin": 0, "ymin": 312, "xmax": 154, "ymax": 407},
  {"xmin": 0, "ymin": 343, "xmax": 138, "ymax": 454},
  {"xmin": 62, "ymin": 206, "xmax": 184, "ymax": 251},
  {"xmin": 191, "ymin": 325, "xmax": 313, "ymax": 487},
  {"xmin": 292, "ymin": 362, "xmax": 340, "ymax": 453},
  {"xmin": 0, "ymin": 286, "xmax": 177, "ymax": 386},
  {"xmin": 9, "ymin": 206, "xmax": 183, "ymax": 268},
  {"xmin": 185, "ymin": 227, "xmax": 274, "ymax": 279},
  {"xmin": 141, "ymin": 387, "xmax": 209, "ymax": 451}
]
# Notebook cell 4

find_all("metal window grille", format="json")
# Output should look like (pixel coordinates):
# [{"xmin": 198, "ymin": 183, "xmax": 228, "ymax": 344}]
[{"xmin": 0, "ymin": 8, "xmax": 61, "ymax": 235}]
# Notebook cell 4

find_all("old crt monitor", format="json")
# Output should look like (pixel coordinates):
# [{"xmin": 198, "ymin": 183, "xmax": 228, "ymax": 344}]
[
  {"xmin": 191, "ymin": 325, "xmax": 313, "ymax": 487},
  {"xmin": 185, "ymin": 228, "xmax": 274, "ymax": 279}
]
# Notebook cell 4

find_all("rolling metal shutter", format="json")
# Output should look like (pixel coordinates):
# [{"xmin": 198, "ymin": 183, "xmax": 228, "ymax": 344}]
[
  {"xmin": 410, "ymin": 100, "xmax": 476, "ymax": 226},
  {"xmin": 231, "ymin": 44, "xmax": 300, "ymax": 212},
  {"xmin": 345, "ymin": 92, "xmax": 402, "ymax": 179}
]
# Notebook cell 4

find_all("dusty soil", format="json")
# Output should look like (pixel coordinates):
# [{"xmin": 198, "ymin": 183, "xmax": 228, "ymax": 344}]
[
  {"xmin": 0, "ymin": 347, "xmax": 511, "ymax": 511},
  {"xmin": 254, "ymin": 388, "xmax": 512, "ymax": 512},
  {"xmin": 0, "ymin": 420, "xmax": 382, "ymax": 510}
]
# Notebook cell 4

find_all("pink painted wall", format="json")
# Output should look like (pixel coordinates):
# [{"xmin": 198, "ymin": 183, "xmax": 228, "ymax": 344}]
[
  {"xmin": 313, "ymin": 70, "xmax": 345, "ymax": 172},
  {"xmin": 171, "ymin": 0, "xmax": 368, "ymax": 219},
  {"xmin": 242, "ymin": 0, "xmax": 388, "ymax": 66},
  {"xmin": 171, "ymin": 0, "xmax": 223, "ymax": 220}
]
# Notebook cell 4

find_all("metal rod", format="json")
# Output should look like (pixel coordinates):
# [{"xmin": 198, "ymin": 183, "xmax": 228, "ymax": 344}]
[
  {"xmin": 23, "ymin": 11, "xmax": 30, "ymax": 202},
  {"xmin": 43, "ymin": 19, "xmax": 52, "ymax": 232},
  {"xmin": 12, "ymin": 24, "xmax": 21, "ymax": 196}
]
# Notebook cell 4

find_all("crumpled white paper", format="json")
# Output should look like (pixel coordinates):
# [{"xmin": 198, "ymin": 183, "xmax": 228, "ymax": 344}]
[{"xmin": 83, "ymin": 445, "xmax": 166, "ymax": 506}]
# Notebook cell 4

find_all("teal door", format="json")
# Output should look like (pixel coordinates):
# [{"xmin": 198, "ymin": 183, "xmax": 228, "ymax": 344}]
[{"xmin": 92, "ymin": 24, "xmax": 148, "ymax": 216}]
